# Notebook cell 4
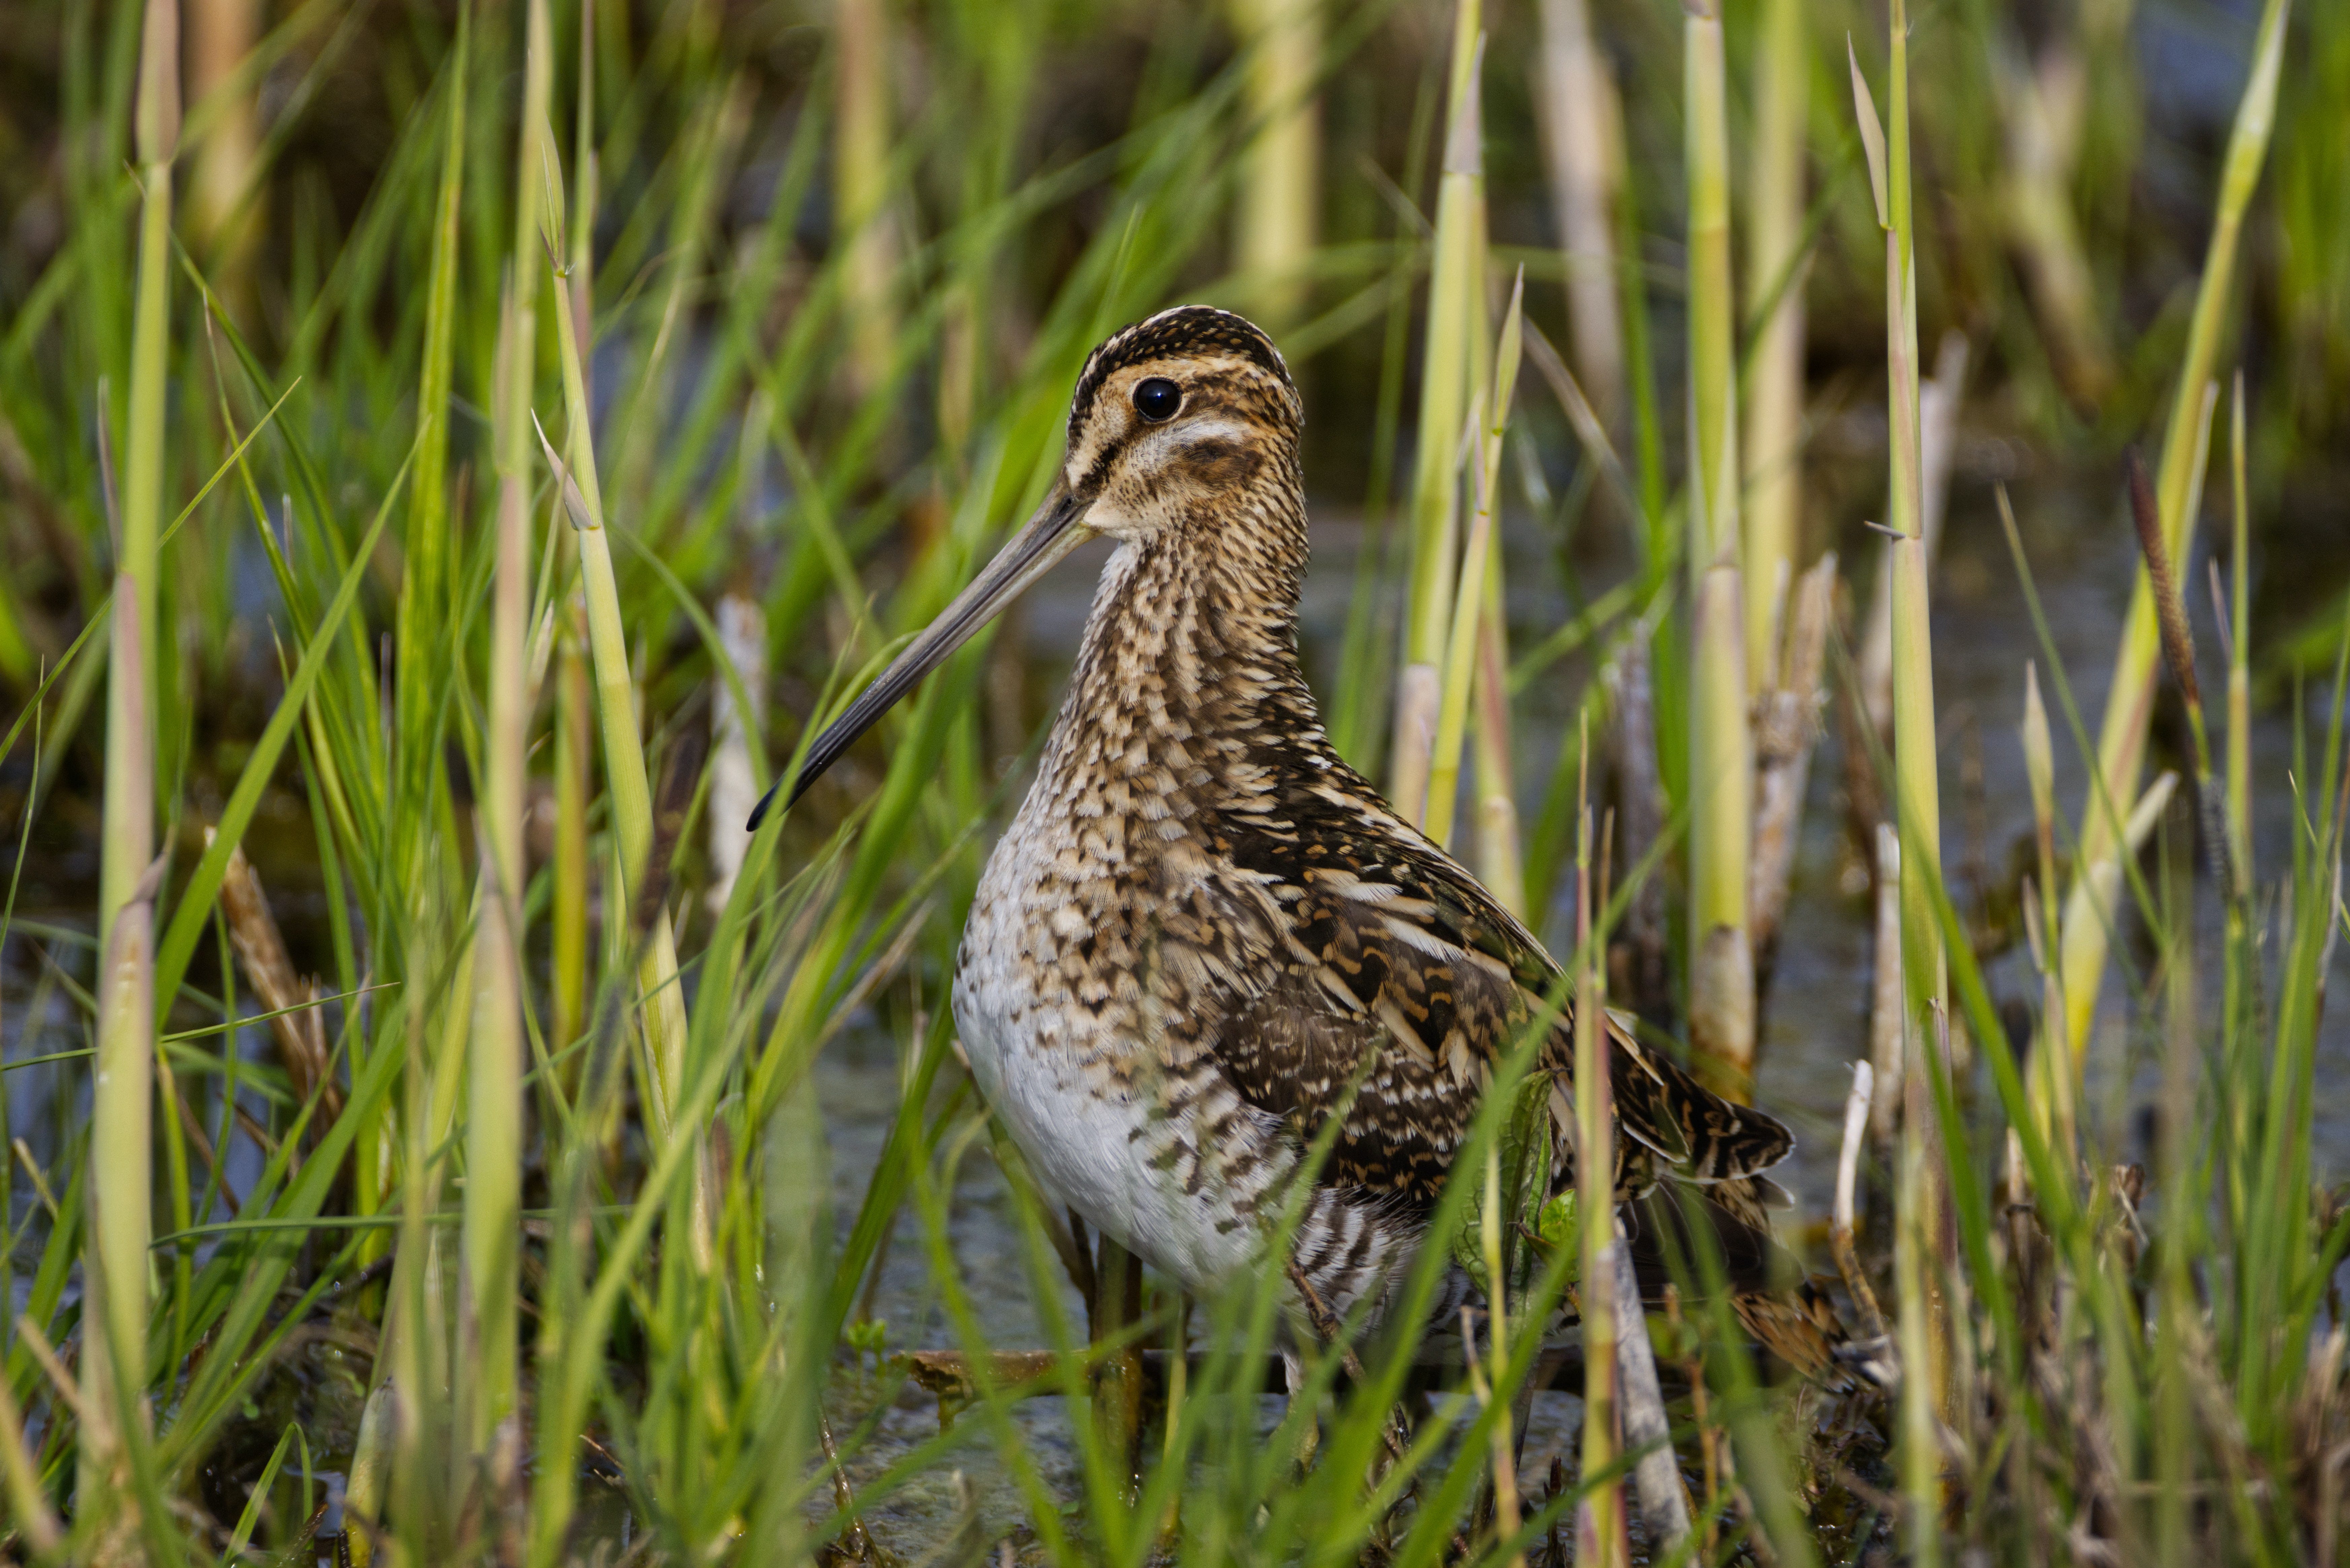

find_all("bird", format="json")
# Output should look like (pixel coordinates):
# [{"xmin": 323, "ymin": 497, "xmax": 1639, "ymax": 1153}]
[{"xmin": 752, "ymin": 304, "xmax": 1841, "ymax": 1377}]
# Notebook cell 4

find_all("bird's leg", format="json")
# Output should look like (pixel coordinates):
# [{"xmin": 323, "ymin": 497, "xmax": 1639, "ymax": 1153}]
[
  {"xmin": 1157, "ymin": 1295, "xmax": 1190, "ymax": 1547},
  {"xmin": 1280, "ymin": 1346, "xmax": 1320, "ymax": 1472},
  {"xmin": 1090, "ymin": 1232, "xmax": 1145, "ymax": 1501},
  {"xmin": 1282, "ymin": 1260, "xmax": 1410, "ymax": 1468}
]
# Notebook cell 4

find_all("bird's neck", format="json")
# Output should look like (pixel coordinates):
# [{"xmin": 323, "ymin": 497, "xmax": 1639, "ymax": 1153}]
[{"xmin": 1039, "ymin": 504, "xmax": 1326, "ymax": 803}]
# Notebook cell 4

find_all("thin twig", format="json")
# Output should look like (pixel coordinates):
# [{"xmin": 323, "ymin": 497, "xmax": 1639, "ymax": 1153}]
[
  {"xmin": 14, "ymin": 1314, "xmax": 83, "ymax": 1421},
  {"xmin": 818, "ymin": 1409, "xmax": 883, "ymax": 1564},
  {"xmin": 1285, "ymin": 1259, "xmax": 1409, "ymax": 1465},
  {"xmin": 1833, "ymin": 1061, "xmax": 1891, "ymax": 1347}
]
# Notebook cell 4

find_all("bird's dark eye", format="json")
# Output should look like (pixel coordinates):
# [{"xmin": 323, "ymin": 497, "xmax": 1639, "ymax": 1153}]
[{"xmin": 1131, "ymin": 377, "xmax": 1182, "ymax": 422}]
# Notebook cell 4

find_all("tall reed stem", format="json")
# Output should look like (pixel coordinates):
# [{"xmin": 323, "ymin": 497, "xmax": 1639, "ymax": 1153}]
[
  {"xmin": 1231, "ymin": 0, "xmax": 1321, "ymax": 333},
  {"xmin": 81, "ymin": 0, "xmax": 176, "ymax": 1514},
  {"xmin": 2057, "ymin": 0, "xmax": 2287, "ymax": 1060},
  {"xmin": 552, "ymin": 0, "xmax": 598, "ymax": 1066},
  {"xmin": 2020, "ymin": 660, "xmax": 2075, "ymax": 1153},
  {"xmin": 1683, "ymin": 0, "xmax": 1753, "ymax": 1096},
  {"xmin": 1573, "ymin": 756, "xmax": 1628, "ymax": 1566},
  {"xmin": 835, "ymin": 0, "xmax": 899, "ymax": 395},
  {"xmin": 83, "ymin": 598, "xmax": 157, "ymax": 1533},
  {"xmin": 1391, "ymin": 0, "xmax": 1483, "ymax": 828},
  {"xmin": 2225, "ymin": 376, "xmax": 2251, "ymax": 898},
  {"xmin": 184, "ymin": 0, "xmax": 262, "ymax": 307},
  {"xmin": 1470, "ymin": 562, "xmax": 1525, "ymax": 918},
  {"xmin": 1885, "ymin": 0, "xmax": 1959, "ymax": 1535},
  {"xmin": 1428, "ymin": 279, "xmax": 1522, "ymax": 856},
  {"xmin": 451, "ymin": 0, "xmax": 547, "ymax": 1476},
  {"xmin": 1534, "ymin": 0, "xmax": 1625, "ymax": 430},
  {"xmin": 541, "ymin": 114, "xmax": 704, "ymax": 1258},
  {"xmin": 456, "ymin": 0, "xmax": 554, "ymax": 1472},
  {"xmin": 1742, "ymin": 0, "xmax": 1807, "ymax": 679}
]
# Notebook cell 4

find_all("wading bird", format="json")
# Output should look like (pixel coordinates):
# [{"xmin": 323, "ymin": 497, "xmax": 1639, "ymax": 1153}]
[{"xmin": 752, "ymin": 306, "xmax": 1837, "ymax": 1375}]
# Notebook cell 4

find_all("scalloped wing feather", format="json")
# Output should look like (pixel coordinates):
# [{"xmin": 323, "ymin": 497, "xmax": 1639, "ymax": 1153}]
[{"xmin": 1189, "ymin": 760, "xmax": 1794, "ymax": 1211}]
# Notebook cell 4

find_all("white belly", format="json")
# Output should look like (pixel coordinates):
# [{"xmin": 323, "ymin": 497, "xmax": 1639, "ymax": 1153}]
[
  {"xmin": 951, "ymin": 978, "xmax": 1275, "ymax": 1295},
  {"xmin": 951, "ymin": 839, "xmax": 1275, "ymax": 1294}
]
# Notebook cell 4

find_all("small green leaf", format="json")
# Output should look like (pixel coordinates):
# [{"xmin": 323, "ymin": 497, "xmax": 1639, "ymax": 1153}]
[
  {"xmin": 1449, "ymin": 1070, "xmax": 1558, "ymax": 1293},
  {"xmin": 1491, "ymin": 267, "xmax": 1526, "ymax": 435},
  {"xmin": 222, "ymin": 1421, "xmax": 295, "ymax": 1564},
  {"xmin": 1535, "ymin": 1190, "xmax": 1581, "ymax": 1268},
  {"xmin": 1849, "ymin": 36, "xmax": 1890, "ymax": 230}
]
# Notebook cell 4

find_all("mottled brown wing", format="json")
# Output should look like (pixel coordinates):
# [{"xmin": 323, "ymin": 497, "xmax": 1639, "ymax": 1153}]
[
  {"xmin": 1187, "ymin": 761, "xmax": 1793, "ymax": 1207},
  {"xmin": 1600, "ymin": 1009, "xmax": 1796, "ymax": 1180}
]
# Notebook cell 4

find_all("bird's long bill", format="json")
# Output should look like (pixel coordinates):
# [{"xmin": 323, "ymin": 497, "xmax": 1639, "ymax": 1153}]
[{"xmin": 748, "ymin": 483, "xmax": 1094, "ymax": 829}]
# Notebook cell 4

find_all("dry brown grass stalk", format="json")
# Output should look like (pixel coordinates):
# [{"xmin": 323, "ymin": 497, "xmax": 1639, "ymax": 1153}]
[
  {"xmin": 1533, "ymin": 0, "xmax": 1625, "ymax": 429},
  {"xmin": 210, "ymin": 832, "xmax": 340, "ymax": 1125},
  {"xmin": 1869, "ymin": 822, "xmax": 1903, "ymax": 1144},
  {"xmin": 1605, "ymin": 635, "xmax": 1669, "ymax": 1018}
]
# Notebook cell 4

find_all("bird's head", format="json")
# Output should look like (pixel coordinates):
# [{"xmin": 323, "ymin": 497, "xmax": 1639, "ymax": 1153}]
[
  {"xmin": 1058, "ymin": 306, "xmax": 1301, "ymax": 544},
  {"xmin": 749, "ymin": 306, "xmax": 1299, "ymax": 827}
]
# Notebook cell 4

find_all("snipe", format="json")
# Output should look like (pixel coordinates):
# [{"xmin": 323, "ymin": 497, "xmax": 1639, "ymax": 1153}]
[{"xmin": 755, "ymin": 306, "xmax": 1835, "ymax": 1370}]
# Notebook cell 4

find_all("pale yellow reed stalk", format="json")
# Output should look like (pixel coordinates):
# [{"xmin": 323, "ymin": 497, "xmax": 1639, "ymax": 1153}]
[
  {"xmin": 552, "ymin": 0, "xmax": 599, "ymax": 1063},
  {"xmin": 2020, "ymin": 662, "xmax": 2075, "ymax": 1153},
  {"xmin": 835, "ymin": 0, "xmax": 900, "ymax": 395},
  {"xmin": 1534, "ymin": 0, "xmax": 1625, "ymax": 429},
  {"xmin": 1858, "ymin": 331, "xmax": 1967, "ymax": 737},
  {"xmin": 1427, "ymin": 277, "xmax": 1523, "ymax": 852},
  {"xmin": 1230, "ymin": 0, "xmax": 1321, "ymax": 333},
  {"xmin": 1684, "ymin": 2, "xmax": 1737, "ymax": 570},
  {"xmin": 539, "ymin": 137, "xmax": 706, "ymax": 1261},
  {"xmin": 1832, "ymin": 1061, "xmax": 1889, "ymax": 1343},
  {"xmin": 2226, "ymin": 376, "xmax": 2251, "ymax": 894},
  {"xmin": 1742, "ymin": 0, "xmax": 1808, "ymax": 681},
  {"xmin": 1859, "ymin": 0, "xmax": 1959, "ymax": 1530},
  {"xmin": 184, "ymin": 0, "xmax": 263, "ymax": 306},
  {"xmin": 1686, "ymin": 564, "xmax": 1754, "ymax": 1093},
  {"xmin": 1470, "ymin": 563, "xmax": 1525, "ymax": 919},
  {"xmin": 1572, "ymin": 753, "xmax": 1627, "ymax": 1567},
  {"xmin": 81, "ymin": 0, "xmax": 176, "ymax": 1520},
  {"xmin": 1391, "ymin": 0, "xmax": 1484, "ymax": 827},
  {"xmin": 1997, "ymin": 37, "xmax": 2111, "ymax": 404},
  {"xmin": 458, "ymin": 0, "xmax": 555, "ymax": 1468},
  {"xmin": 1683, "ymin": 0, "xmax": 1753, "ymax": 1096},
  {"xmin": 101, "ymin": 0, "xmax": 175, "ymax": 939},
  {"xmin": 83, "ymin": 615, "xmax": 159, "ymax": 1543},
  {"xmin": 1867, "ymin": 822, "xmax": 1902, "ymax": 1144}
]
